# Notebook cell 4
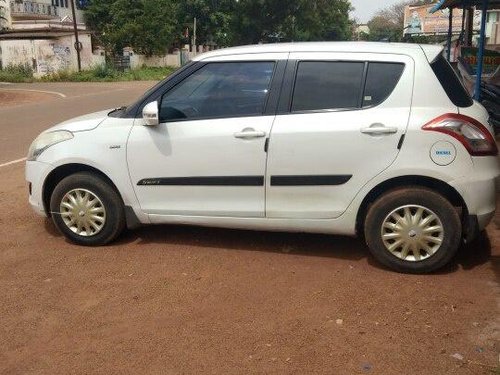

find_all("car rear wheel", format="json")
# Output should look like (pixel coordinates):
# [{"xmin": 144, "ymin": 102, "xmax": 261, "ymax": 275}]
[
  {"xmin": 364, "ymin": 187, "xmax": 462, "ymax": 273},
  {"xmin": 50, "ymin": 172, "xmax": 126, "ymax": 246}
]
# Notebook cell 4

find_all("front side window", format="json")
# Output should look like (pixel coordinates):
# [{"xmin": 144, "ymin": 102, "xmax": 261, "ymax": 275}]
[
  {"xmin": 291, "ymin": 61, "xmax": 365, "ymax": 112},
  {"xmin": 160, "ymin": 61, "xmax": 275, "ymax": 121}
]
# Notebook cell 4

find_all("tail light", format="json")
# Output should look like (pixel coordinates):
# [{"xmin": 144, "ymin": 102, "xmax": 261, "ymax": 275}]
[{"xmin": 422, "ymin": 113, "xmax": 498, "ymax": 156}]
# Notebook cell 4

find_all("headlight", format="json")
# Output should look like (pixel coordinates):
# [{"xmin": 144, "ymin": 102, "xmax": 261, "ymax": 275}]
[{"xmin": 27, "ymin": 130, "xmax": 73, "ymax": 161}]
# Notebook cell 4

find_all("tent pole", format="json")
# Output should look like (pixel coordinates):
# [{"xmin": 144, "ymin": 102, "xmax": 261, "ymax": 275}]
[
  {"xmin": 447, "ymin": 7, "xmax": 453, "ymax": 61},
  {"xmin": 474, "ymin": 0, "xmax": 489, "ymax": 100}
]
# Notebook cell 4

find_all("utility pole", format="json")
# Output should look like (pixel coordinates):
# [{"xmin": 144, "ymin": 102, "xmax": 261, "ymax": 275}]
[
  {"xmin": 193, "ymin": 17, "xmax": 197, "ymax": 53},
  {"xmin": 70, "ymin": 0, "xmax": 82, "ymax": 72}
]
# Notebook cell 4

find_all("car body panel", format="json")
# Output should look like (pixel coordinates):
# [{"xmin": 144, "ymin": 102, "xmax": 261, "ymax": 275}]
[
  {"xmin": 265, "ymin": 52, "xmax": 414, "ymax": 219},
  {"xmin": 25, "ymin": 42, "xmax": 499, "ymax": 240}
]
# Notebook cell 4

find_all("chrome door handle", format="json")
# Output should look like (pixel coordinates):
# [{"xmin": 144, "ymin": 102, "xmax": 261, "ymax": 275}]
[
  {"xmin": 234, "ymin": 128, "xmax": 266, "ymax": 139},
  {"xmin": 360, "ymin": 124, "xmax": 398, "ymax": 135}
]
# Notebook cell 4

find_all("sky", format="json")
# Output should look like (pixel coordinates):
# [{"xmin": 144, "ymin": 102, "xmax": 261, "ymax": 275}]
[{"xmin": 350, "ymin": 0, "xmax": 403, "ymax": 23}]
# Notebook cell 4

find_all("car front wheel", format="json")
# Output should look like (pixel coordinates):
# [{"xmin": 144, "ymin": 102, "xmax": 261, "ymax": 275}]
[
  {"xmin": 364, "ymin": 187, "xmax": 462, "ymax": 273},
  {"xmin": 50, "ymin": 172, "xmax": 126, "ymax": 246}
]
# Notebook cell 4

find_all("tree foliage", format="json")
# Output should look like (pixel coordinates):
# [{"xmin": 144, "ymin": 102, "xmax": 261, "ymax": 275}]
[
  {"xmin": 230, "ymin": 0, "xmax": 352, "ymax": 44},
  {"xmin": 85, "ymin": 0, "xmax": 178, "ymax": 56},
  {"xmin": 178, "ymin": 0, "xmax": 235, "ymax": 46},
  {"xmin": 85, "ymin": 0, "xmax": 353, "ymax": 54}
]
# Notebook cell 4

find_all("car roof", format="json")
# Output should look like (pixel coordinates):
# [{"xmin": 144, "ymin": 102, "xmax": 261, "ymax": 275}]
[{"xmin": 193, "ymin": 42, "xmax": 443, "ymax": 62}]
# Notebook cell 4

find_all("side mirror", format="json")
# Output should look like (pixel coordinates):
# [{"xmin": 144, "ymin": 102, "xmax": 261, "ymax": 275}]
[{"xmin": 142, "ymin": 101, "xmax": 159, "ymax": 126}]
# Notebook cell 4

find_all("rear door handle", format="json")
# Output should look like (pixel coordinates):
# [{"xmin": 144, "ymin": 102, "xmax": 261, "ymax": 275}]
[
  {"xmin": 234, "ymin": 128, "xmax": 266, "ymax": 139},
  {"xmin": 361, "ymin": 124, "xmax": 398, "ymax": 135}
]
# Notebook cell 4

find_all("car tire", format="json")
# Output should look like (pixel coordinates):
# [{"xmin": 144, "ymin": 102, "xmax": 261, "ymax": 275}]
[
  {"xmin": 50, "ymin": 172, "xmax": 126, "ymax": 246},
  {"xmin": 364, "ymin": 187, "xmax": 461, "ymax": 274}
]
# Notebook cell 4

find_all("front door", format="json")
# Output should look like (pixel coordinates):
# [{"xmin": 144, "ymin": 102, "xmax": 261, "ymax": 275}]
[
  {"xmin": 266, "ymin": 52, "xmax": 414, "ymax": 219},
  {"xmin": 127, "ymin": 58, "xmax": 284, "ymax": 217}
]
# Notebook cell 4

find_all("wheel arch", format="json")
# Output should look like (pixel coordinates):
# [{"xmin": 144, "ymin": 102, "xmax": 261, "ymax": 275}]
[
  {"xmin": 42, "ymin": 163, "xmax": 123, "ymax": 217},
  {"xmin": 355, "ymin": 175, "xmax": 467, "ymax": 236}
]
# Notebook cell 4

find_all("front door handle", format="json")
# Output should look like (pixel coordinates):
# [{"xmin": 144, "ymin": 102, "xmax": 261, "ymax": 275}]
[
  {"xmin": 361, "ymin": 124, "xmax": 398, "ymax": 135},
  {"xmin": 234, "ymin": 128, "xmax": 266, "ymax": 139}
]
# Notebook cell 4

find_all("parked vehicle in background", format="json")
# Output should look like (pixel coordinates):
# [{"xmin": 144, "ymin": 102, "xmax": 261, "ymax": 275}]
[
  {"xmin": 480, "ymin": 82, "xmax": 500, "ymax": 134},
  {"xmin": 26, "ymin": 42, "xmax": 499, "ymax": 273}
]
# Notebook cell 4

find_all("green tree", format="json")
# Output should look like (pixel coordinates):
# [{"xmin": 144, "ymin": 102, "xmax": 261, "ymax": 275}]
[
  {"xmin": 85, "ymin": 0, "xmax": 354, "ymax": 55},
  {"xmin": 85, "ymin": 0, "xmax": 178, "ymax": 56},
  {"xmin": 178, "ymin": 0, "xmax": 235, "ymax": 47},
  {"xmin": 367, "ymin": 15, "xmax": 401, "ymax": 41},
  {"xmin": 230, "ymin": 0, "xmax": 352, "ymax": 44}
]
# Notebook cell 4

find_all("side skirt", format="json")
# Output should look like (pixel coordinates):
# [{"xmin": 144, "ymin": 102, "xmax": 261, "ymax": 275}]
[{"xmin": 146, "ymin": 213, "xmax": 356, "ymax": 236}]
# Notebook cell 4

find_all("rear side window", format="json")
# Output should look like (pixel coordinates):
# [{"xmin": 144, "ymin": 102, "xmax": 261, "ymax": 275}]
[
  {"xmin": 290, "ymin": 61, "xmax": 405, "ymax": 112},
  {"xmin": 292, "ymin": 61, "xmax": 365, "ymax": 111},
  {"xmin": 431, "ymin": 55, "xmax": 473, "ymax": 107},
  {"xmin": 363, "ymin": 63, "xmax": 405, "ymax": 107}
]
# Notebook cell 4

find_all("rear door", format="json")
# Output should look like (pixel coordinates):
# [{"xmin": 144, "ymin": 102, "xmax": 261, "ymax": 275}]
[{"xmin": 266, "ymin": 52, "xmax": 414, "ymax": 219}]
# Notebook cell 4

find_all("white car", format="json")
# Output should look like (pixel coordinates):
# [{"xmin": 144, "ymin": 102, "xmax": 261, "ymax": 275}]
[{"xmin": 26, "ymin": 42, "xmax": 499, "ymax": 273}]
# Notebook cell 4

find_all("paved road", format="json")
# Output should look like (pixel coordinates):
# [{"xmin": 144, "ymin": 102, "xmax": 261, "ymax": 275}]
[
  {"xmin": 0, "ymin": 83, "xmax": 499, "ymax": 374},
  {"xmin": 0, "ymin": 81, "xmax": 154, "ymax": 164}
]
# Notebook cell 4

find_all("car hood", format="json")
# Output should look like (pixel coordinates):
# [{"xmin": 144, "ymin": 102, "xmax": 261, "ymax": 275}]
[{"xmin": 47, "ymin": 109, "xmax": 112, "ymax": 133}]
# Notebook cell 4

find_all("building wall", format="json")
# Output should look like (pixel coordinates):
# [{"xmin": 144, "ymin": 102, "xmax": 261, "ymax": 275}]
[
  {"xmin": 51, "ymin": 0, "xmax": 85, "ymax": 24},
  {"xmin": 0, "ymin": 2, "xmax": 12, "ymax": 30},
  {"xmin": 5, "ymin": 0, "xmax": 85, "ymax": 30},
  {"xmin": 0, "ymin": 33, "xmax": 104, "ymax": 75},
  {"xmin": 129, "ymin": 54, "xmax": 182, "ymax": 69},
  {"xmin": 486, "ymin": 10, "xmax": 500, "ymax": 47},
  {"xmin": 0, "ymin": 0, "xmax": 104, "ymax": 75}
]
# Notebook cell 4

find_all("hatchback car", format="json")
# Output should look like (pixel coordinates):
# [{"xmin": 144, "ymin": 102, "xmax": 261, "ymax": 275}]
[{"xmin": 26, "ymin": 42, "xmax": 499, "ymax": 273}]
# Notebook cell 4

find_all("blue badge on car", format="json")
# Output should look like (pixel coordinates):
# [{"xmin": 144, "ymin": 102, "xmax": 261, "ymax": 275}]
[{"xmin": 436, "ymin": 150, "xmax": 451, "ymax": 155}]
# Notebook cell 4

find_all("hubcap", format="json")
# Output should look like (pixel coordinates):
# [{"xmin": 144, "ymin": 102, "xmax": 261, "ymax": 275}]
[
  {"xmin": 59, "ymin": 189, "xmax": 106, "ymax": 237},
  {"xmin": 381, "ymin": 205, "xmax": 444, "ymax": 262}
]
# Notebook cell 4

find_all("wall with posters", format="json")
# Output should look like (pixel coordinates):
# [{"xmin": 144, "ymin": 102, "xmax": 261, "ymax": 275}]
[
  {"xmin": 404, "ymin": 3, "xmax": 469, "ymax": 35},
  {"xmin": 0, "ymin": 33, "xmax": 103, "ymax": 76}
]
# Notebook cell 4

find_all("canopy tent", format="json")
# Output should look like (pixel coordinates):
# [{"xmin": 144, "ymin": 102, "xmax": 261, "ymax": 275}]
[
  {"xmin": 430, "ymin": 0, "xmax": 500, "ymax": 99},
  {"xmin": 430, "ymin": 0, "xmax": 500, "ymax": 12}
]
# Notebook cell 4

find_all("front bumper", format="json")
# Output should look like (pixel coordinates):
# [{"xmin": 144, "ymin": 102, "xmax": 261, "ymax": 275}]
[{"xmin": 25, "ymin": 160, "xmax": 54, "ymax": 217}]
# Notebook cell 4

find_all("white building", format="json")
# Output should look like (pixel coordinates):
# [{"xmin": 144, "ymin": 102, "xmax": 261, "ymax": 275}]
[
  {"xmin": 353, "ymin": 24, "xmax": 370, "ymax": 40},
  {"xmin": 0, "ymin": 0, "xmax": 102, "ymax": 75}
]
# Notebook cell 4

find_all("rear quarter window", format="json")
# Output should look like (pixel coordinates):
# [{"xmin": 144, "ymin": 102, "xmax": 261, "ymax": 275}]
[
  {"xmin": 430, "ymin": 55, "xmax": 473, "ymax": 107},
  {"xmin": 363, "ymin": 63, "xmax": 405, "ymax": 107}
]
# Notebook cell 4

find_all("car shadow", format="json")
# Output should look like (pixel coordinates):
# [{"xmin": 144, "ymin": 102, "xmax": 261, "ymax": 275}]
[
  {"xmin": 433, "ymin": 231, "xmax": 493, "ymax": 274},
  {"xmin": 44, "ymin": 218, "xmax": 494, "ymax": 274},
  {"xmin": 115, "ymin": 224, "xmax": 369, "ymax": 262}
]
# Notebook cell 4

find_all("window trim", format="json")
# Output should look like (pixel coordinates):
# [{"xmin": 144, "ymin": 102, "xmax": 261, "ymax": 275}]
[{"xmin": 279, "ymin": 59, "xmax": 406, "ymax": 115}]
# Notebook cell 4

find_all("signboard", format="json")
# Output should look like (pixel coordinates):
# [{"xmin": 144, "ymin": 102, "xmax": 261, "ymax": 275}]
[
  {"xmin": 460, "ymin": 47, "xmax": 500, "ymax": 75},
  {"xmin": 404, "ymin": 3, "xmax": 465, "ymax": 35}
]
